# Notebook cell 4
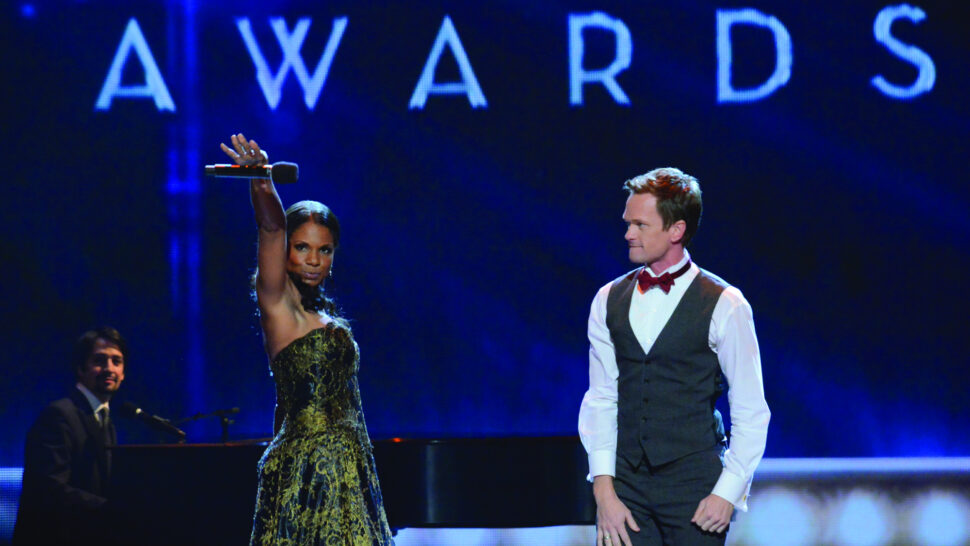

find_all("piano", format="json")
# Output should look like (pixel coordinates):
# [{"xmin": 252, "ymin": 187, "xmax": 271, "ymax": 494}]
[{"xmin": 109, "ymin": 437, "xmax": 596, "ymax": 544}]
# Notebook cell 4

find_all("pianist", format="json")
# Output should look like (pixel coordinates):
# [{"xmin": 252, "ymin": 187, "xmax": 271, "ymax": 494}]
[{"xmin": 13, "ymin": 327, "xmax": 128, "ymax": 545}]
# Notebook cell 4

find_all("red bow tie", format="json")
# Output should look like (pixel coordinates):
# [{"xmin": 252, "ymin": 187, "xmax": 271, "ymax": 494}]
[{"xmin": 637, "ymin": 261, "xmax": 691, "ymax": 294}]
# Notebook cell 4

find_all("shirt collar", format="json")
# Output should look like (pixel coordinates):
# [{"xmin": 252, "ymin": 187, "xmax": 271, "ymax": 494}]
[
  {"xmin": 76, "ymin": 382, "xmax": 109, "ymax": 415},
  {"xmin": 642, "ymin": 250, "xmax": 691, "ymax": 277}
]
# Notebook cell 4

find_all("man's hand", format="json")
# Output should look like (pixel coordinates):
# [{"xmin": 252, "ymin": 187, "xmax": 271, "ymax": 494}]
[
  {"xmin": 691, "ymin": 494, "xmax": 733, "ymax": 533},
  {"xmin": 593, "ymin": 476, "xmax": 640, "ymax": 546}
]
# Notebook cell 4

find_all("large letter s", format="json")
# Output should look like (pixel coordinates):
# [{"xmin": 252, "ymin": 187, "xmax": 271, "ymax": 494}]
[{"xmin": 871, "ymin": 4, "xmax": 935, "ymax": 99}]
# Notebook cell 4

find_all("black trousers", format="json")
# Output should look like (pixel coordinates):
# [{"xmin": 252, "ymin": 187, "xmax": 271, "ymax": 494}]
[{"xmin": 611, "ymin": 447, "xmax": 728, "ymax": 546}]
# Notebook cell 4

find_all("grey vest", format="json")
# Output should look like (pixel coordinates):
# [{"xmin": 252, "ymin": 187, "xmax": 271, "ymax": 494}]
[{"xmin": 606, "ymin": 267, "xmax": 728, "ymax": 467}]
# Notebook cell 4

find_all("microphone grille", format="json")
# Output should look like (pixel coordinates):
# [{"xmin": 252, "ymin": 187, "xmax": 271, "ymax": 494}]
[
  {"xmin": 119, "ymin": 401, "xmax": 138, "ymax": 418},
  {"xmin": 271, "ymin": 162, "xmax": 299, "ymax": 185}
]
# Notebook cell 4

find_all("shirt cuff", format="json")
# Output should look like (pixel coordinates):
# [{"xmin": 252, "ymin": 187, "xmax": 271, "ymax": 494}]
[
  {"xmin": 711, "ymin": 469, "xmax": 751, "ymax": 512},
  {"xmin": 586, "ymin": 449, "xmax": 616, "ymax": 482}
]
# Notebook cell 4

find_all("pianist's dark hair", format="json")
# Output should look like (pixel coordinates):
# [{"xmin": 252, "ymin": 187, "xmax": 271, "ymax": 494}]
[{"xmin": 73, "ymin": 326, "xmax": 128, "ymax": 375}]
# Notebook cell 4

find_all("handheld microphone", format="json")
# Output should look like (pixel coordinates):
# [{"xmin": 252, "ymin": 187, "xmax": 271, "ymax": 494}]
[
  {"xmin": 119, "ymin": 402, "xmax": 187, "ymax": 442},
  {"xmin": 204, "ymin": 161, "xmax": 299, "ymax": 184}
]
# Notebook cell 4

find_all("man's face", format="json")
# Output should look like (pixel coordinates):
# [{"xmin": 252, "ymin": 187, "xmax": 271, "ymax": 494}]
[
  {"xmin": 77, "ymin": 338, "xmax": 125, "ymax": 400},
  {"xmin": 623, "ymin": 192, "xmax": 681, "ymax": 266}
]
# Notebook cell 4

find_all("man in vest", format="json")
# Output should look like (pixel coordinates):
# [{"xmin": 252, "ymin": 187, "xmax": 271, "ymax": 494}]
[{"xmin": 579, "ymin": 168, "xmax": 770, "ymax": 546}]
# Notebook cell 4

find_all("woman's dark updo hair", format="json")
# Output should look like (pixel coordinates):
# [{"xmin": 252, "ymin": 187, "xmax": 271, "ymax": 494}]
[{"xmin": 284, "ymin": 200, "xmax": 341, "ymax": 318}]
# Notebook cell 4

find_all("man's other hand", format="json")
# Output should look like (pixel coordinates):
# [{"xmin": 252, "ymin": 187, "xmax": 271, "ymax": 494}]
[{"xmin": 691, "ymin": 494, "xmax": 733, "ymax": 533}]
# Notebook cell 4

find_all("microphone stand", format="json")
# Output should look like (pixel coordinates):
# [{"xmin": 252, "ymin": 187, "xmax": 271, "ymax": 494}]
[{"xmin": 174, "ymin": 408, "xmax": 240, "ymax": 443}]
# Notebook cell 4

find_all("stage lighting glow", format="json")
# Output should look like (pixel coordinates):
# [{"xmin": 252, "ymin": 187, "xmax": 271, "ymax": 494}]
[
  {"xmin": 831, "ymin": 490, "xmax": 894, "ymax": 546},
  {"xmin": 742, "ymin": 487, "xmax": 818, "ymax": 546},
  {"xmin": 909, "ymin": 491, "xmax": 970, "ymax": 546},
  {"xmin": 505, "ymin": 525, "xmax": 596, "ymax": 545},
  {"xmin": 0, "ymin": 468, "xmax": 23, "ymax": 541},
  {"xmin": 393, "ymin": 526, "xmax": 596, "ymax": 545},
  {"xmin": 393, "ymin": 527, "xmax": 489, "ymax": 545}
]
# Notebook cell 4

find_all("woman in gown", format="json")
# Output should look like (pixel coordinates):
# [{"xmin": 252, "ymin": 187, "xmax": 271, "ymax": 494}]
[{"xmin": 219, "ymin": 133, "xmax": 393, "ymax": 545}]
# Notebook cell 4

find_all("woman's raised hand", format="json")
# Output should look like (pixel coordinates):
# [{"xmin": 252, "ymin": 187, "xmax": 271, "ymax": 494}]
[{"xmin": 220, "ymin": 133, "xmax": 268, "ymax": 167}]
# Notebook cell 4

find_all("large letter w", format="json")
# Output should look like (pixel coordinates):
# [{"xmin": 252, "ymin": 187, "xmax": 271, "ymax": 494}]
[{"xmin": 236, "ymin": 17, "xmax": 348, "ymax": 110}]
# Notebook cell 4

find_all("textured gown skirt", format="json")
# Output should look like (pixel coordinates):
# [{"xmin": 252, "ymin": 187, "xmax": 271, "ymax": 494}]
[{"xmin": 251, "ymin": 323, "xmax": 393, "ymax": 545}]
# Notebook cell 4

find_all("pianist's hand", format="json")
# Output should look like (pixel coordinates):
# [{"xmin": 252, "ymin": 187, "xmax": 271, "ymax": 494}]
[{"xmin": 593, "ymin": 476, "xmax": 639, "ymax": 546}]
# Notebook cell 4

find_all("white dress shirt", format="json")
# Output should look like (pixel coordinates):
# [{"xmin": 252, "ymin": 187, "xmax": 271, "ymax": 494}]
[
  {"xmin": 76, "ymin": 383, "xmax": 110, "ymax": 425},
  {"xmin": 578, "ymin": 252, "xmax": 770, "ymax": 511}
]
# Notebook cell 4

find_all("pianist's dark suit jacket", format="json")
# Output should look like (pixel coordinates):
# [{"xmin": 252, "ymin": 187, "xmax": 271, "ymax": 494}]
[{"xmin": 13, "ymin": 387, "xmax": 116, "ymax": 545}]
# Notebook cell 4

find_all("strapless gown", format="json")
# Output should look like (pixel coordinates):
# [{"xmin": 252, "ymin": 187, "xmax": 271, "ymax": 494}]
[{"xmin": 250, "ymin": 323, "xmax": 393, "ymax": 545}]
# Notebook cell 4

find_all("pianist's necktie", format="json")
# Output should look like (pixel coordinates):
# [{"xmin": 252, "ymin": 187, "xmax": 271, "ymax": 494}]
[
  {"xmin": 98, "ymin": 406, "xmax": 113, "ymax": 474},
  {"xmin": 98, "ymin": 407, "xmax": 111, "ymax": 444}
]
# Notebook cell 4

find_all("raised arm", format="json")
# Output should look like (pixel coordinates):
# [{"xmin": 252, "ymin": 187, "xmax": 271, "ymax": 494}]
[{"xmin": 219, "ymin": 133, "xmax": 289, "ymax": 312}]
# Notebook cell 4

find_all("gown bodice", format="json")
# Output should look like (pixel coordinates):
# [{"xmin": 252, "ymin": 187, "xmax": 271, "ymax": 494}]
[{"xmin": 270, "ymin": 323, "xmax": 369, "ymax": 442}]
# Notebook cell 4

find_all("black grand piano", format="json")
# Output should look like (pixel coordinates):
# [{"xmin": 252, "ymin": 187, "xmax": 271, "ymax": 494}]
[{"xmin": 109, "ymin": 437, "xmax": 595, "ymax": 544}]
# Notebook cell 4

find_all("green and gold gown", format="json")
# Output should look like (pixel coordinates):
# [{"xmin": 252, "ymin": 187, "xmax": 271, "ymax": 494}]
[{"xmin": 250, "ymin": 322, "xmax": 393, "ymax": 545}]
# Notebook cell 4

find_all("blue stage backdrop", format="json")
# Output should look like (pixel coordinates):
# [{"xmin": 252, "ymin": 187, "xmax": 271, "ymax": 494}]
[{"xmin": 1, "ymin": 0, "xmax": 967, "ymax": 466}]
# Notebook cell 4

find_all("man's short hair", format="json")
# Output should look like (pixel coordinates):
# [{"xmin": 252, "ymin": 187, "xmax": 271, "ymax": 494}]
[
  {"xmin": 623, "ymin": 167, "xmax": 703, "ymax": 247},
  {"xmin": 73, "ymin": 326, "xmax": 128, "ymax": 374}
]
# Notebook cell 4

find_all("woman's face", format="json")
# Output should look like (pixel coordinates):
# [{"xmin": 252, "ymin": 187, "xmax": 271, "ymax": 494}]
[{"xmin": 286, "ymin": 222, "xmax": 335, "ymax": 287}]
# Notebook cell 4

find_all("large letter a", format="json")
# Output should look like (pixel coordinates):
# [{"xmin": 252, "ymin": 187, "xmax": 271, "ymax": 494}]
[{"xmin": 95, "ymin": 18, "xmax": 175, "ymax": 112}]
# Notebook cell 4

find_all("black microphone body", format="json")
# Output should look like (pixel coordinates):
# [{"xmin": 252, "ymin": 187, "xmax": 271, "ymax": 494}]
[
  {"xmin": 204, "ymin": 161, "xmax": 299, "ymax": 184},
  {"xmin": 120, "ymin": 402, "xmax": 187, "ymax": 441}
]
